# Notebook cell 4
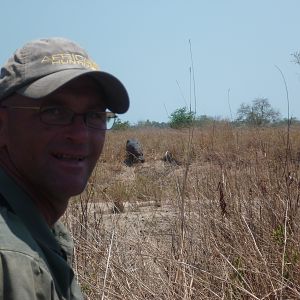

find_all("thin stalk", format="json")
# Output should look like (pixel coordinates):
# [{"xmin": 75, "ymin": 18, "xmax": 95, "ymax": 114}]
[
  {"xmin": 101, "ymin": 225, "xmax": 115, "ymax": 300},
  {"xmin": 274, "ymin": 65, "xmax": 291, "ymax": 300}
]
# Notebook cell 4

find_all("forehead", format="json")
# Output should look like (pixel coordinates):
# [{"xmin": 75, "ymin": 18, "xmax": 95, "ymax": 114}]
[{"xmin": 42, "ymin": 76, "xmax": 105, "ymax": 108}]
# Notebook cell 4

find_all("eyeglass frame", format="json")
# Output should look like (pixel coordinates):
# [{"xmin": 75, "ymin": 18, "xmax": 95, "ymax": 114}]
[{"xmin": 1, "ymin": 105, "xmax": 117, "ymax": 130}]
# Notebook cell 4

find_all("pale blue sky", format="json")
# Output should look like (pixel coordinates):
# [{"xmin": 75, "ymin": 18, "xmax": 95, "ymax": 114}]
[{"xmin": 1, "ymin": 0, "xmax": 300, "ymax": 123}]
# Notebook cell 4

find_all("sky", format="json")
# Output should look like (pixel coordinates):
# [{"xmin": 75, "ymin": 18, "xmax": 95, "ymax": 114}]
[{"xmin": 1, "ymin": 0, "xmax": 300, "ymax": 124}]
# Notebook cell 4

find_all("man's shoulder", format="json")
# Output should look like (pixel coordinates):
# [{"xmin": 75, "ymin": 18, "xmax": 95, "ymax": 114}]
[{"xmin": 0, "ymin": 206, "xmax": 43, "ymax": 261}]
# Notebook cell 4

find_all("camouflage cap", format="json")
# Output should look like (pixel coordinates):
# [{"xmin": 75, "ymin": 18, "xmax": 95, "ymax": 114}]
[{"xmin": 0, "ymin": 37, "xmax": 129, "ymax": 113}]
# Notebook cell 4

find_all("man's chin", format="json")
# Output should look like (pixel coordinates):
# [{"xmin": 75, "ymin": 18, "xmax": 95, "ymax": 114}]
[{"xmin": 51, "ymin": 179, "xmax": 88, "ymax": 199}]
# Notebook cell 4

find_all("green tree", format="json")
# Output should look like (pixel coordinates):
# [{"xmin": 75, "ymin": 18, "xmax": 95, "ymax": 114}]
[
  {"xmin": 169, "ymin": 107, "xmax": 195, "ymax": 129},
  {"xmin": 112, "ymin": 117, "xmax": 131, "ymax": 130},
  {"xmin": 235, "ymin": 98, "xmax": 280, "ymax": 126}
]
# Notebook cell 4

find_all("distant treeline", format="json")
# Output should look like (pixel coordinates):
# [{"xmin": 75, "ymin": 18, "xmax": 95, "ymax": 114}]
[
  {"xmin": 113, "ymin": 98, "xmax": 299, "ymax": 130},
  {"xmin": 112, "ymin": 115, "xmax": 300, "ymax": 130}
]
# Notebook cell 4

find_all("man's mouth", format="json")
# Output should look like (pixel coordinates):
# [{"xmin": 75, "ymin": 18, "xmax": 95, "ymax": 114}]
[{"xmin": 53, "ymin": 153, "xmax": 86, "ymax": 162}]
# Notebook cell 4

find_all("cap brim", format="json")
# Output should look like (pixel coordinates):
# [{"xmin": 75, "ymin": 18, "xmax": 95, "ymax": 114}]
[{"xmin": 17, "ymin": 69, "xmax": 129, "ymax": 114}]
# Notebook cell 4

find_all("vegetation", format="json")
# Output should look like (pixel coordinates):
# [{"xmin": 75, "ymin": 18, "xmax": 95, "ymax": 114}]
[
  {"xmin": 134, "ymin": 119, "xmax": 169, "ymax": 128},
  {"xmin": 169, "ymin": 107, "xmax": 195, "ymax": 129},
  {"xmin": 235, "ymin": 98, "xmax": 281, "ymax": 126},
  {"xmin": 292, "ymin": 51, "xmax": 300, "ymax": 66},
  {"xmin": 114, "ymin": 101, "xmax": 294, "ymax": 130},
  {"xmin": 64, "ymin": 124, "xmax": 300, "ymax": 299},
  {"xmin": 111, "ymin": 117, "xmax": 131, "ymax": 130}
]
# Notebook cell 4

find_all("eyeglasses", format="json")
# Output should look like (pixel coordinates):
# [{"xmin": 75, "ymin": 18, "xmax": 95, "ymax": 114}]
[{"xmin": 2, "ymin": 105, "xmax": 117, "ymax": 130}]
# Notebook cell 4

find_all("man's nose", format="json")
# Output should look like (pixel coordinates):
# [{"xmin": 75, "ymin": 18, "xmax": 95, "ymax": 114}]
[{"xmin": 66, "ymin": 114, "xmax": 89, "ymax": 143}]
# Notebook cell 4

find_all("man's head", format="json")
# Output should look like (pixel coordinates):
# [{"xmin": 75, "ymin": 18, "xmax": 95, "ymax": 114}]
[{"xmin": 0, "ymin": 37, "xmax": 129, "ymax": 205}]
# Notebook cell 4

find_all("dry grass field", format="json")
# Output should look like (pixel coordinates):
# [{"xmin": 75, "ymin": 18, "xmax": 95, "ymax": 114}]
[{"xmin": 63, "ymin": 124, "xmax": 300, "ymax": 299}]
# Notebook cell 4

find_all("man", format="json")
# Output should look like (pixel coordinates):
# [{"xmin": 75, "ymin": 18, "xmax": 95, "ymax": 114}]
[{"xmin": 0, "ymin": 37, "xmax": 129, "ymax": 299}]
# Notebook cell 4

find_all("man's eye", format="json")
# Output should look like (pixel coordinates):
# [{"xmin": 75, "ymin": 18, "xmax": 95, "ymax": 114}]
[
  {"xmin": 42, "ymin": 107, "xmax": 67, "ymax": 116},
  {"xmin": 41, "ymin": 107, "xmax": 70, "ymax": 122},
  {"xmin": 88, "ymin": 111, "xmax": 106, "ymax": 121}
]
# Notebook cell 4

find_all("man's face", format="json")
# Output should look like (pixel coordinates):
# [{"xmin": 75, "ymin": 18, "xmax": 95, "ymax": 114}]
[{"xmin": 0, "ymin": 76, "xmax": 106, "ymax": 201}]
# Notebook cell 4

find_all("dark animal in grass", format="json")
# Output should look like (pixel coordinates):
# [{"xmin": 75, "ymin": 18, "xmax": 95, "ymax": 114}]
[
  {"xmin": 124, "ymin": 139, "xmax": 145, "ymax": 166},
  {"xmin": 162, "ymin": 151, "xmax": 181, "ymax": 165}
]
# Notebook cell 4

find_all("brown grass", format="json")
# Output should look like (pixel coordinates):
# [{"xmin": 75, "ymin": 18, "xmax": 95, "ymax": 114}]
[{"xmin": 63, "ymin": 124, "xmax": 300, "ymax": 299}]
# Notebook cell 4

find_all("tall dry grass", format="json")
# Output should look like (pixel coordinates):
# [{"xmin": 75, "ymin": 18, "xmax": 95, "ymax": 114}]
[{"xmin": 63, "ymin": 124, "xmax": 300, "ymax": 299}]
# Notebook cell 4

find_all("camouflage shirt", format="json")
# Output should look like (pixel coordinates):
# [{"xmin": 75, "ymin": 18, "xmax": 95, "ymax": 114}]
[{"xmin": 0, "ymin": 168, "xmax": 83, "ymax": 300}]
